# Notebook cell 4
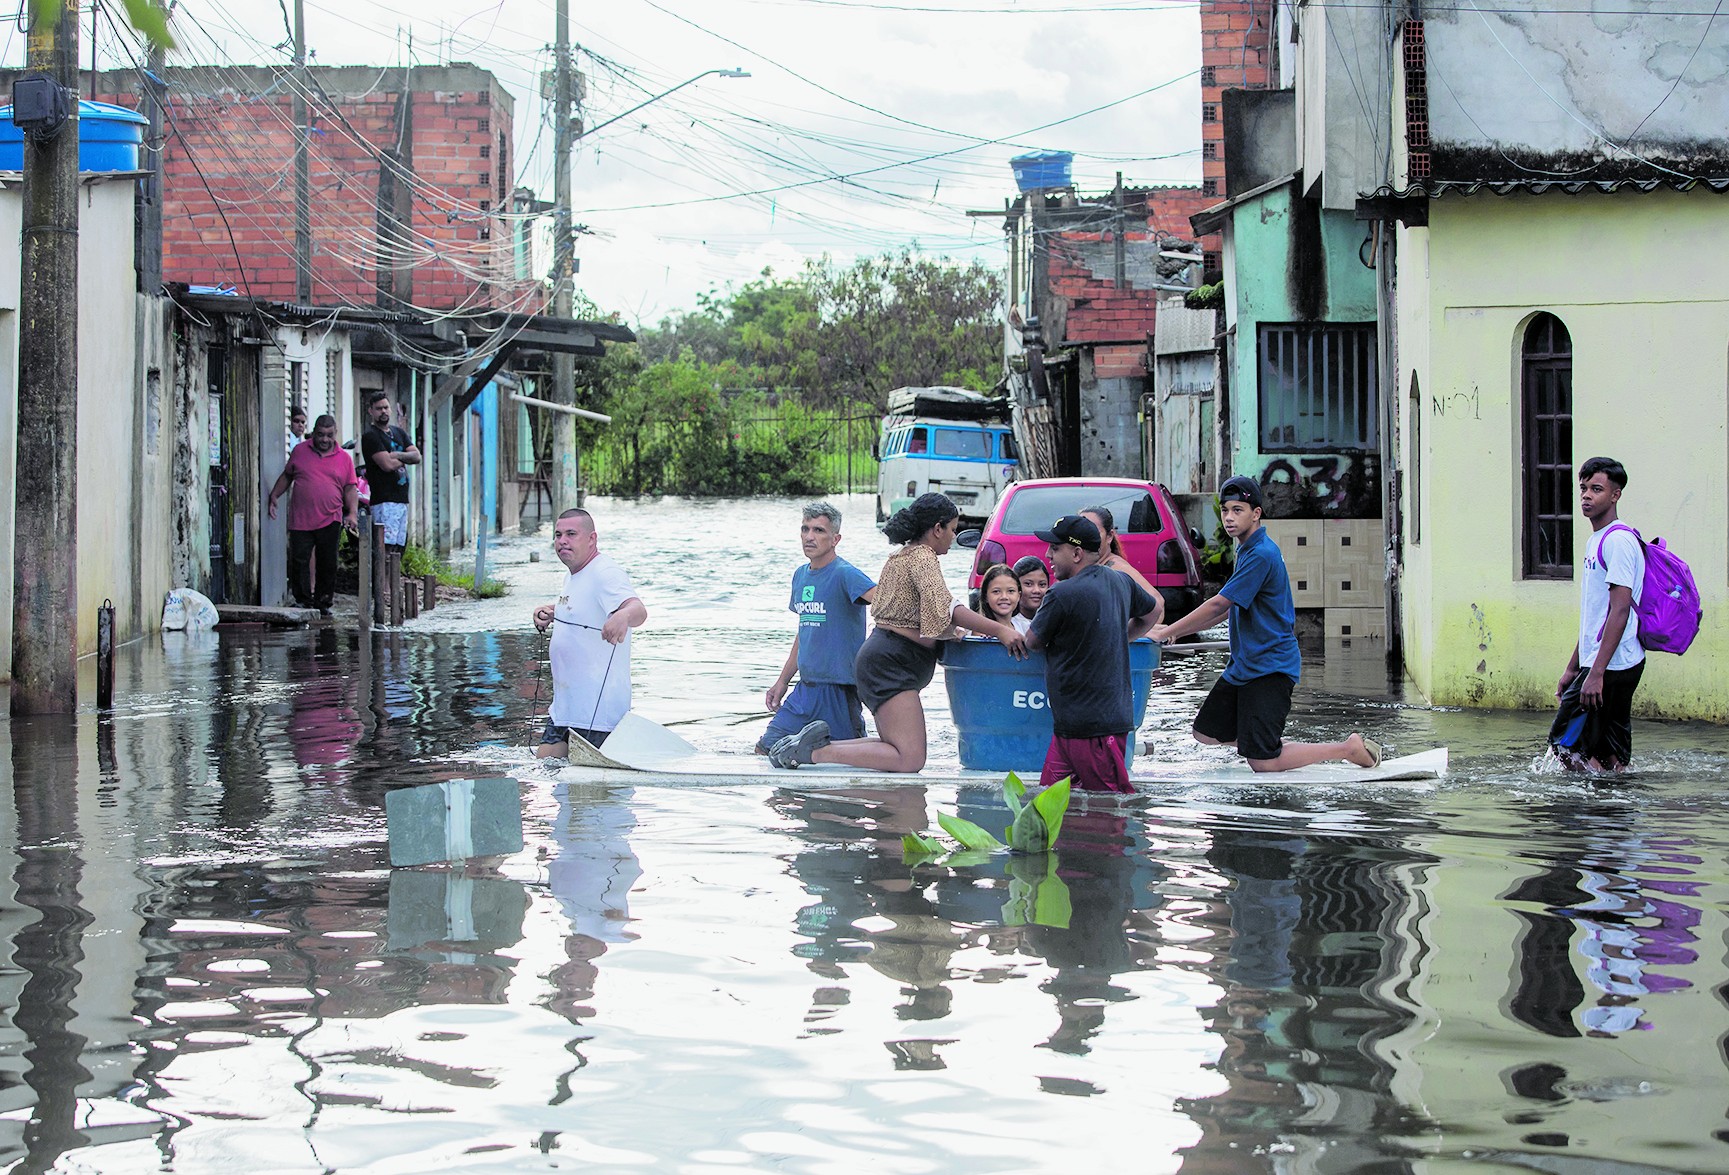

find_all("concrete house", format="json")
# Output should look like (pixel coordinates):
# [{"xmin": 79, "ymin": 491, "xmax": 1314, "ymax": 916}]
[{"xmin": 1361, "ymin": 5, "xmax": 1729, "ymax": 719}]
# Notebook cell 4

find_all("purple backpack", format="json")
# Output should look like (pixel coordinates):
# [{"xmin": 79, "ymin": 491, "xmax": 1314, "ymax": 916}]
[{"xmin": 1596, "ymin": 523, "xmax": 1702, "ymax": 655}]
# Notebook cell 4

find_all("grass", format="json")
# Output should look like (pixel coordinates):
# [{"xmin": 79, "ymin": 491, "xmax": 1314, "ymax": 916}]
[{"xmin": 402, "ymin": 543, "xmax": 511, "ymax": 599}]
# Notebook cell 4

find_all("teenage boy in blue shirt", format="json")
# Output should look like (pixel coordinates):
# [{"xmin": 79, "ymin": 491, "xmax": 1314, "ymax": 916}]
[
  {"xmin": 1151, "ymin": 476, "xmax": 1382, "ymax": 772},
  {"xmin": 757, "ymin": 502, "xmax": 877, "ymax": 753}
]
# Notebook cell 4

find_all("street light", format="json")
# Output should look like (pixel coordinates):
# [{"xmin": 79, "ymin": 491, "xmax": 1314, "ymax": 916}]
[{"xmin": 575, "ymin": 68, "xmax": 751, "ymax": 141}]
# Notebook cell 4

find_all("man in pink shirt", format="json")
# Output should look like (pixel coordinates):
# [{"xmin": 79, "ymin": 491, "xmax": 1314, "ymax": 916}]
[{"xmin": 268, "ymin": 414, "xmax": 359, "ymax": 617}]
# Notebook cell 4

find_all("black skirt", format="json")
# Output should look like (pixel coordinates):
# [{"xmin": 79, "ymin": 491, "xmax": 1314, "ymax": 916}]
[{"xmin": 854, "ymin": 628, "xmax": 940, "ymax": 712}]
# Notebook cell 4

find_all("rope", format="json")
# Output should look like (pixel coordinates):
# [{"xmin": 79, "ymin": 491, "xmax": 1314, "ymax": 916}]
[{"xmin": 540, "ymin": 612, "xmax": 622, "ymax": 744}]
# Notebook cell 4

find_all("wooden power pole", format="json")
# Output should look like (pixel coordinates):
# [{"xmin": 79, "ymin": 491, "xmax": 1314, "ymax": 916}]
[
  {"xmin": 550, "ymin": 0, "xmax": 580, "ymax": 512},
  {"xmin": 293, "ymin": 0, "xmax": 311, "ymax": 303},
  {"xmin": 11, "ymin": 0, "xmax": 81, "ymax": 715}
]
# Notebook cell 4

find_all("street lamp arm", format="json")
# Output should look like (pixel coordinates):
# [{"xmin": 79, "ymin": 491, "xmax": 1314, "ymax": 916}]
[{"xmin": 574, "ymin": 68, "xmax": 750, "ymax": 142}]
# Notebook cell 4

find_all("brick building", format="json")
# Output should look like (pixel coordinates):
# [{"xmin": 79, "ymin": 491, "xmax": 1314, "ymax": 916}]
[
  {"xmin": 1199, "ymin": 0, "xmax": 1276, "ymax": 201},
  {"xmin": 72, "ymin": 62, "xmax": 536, "ymax": 313}
]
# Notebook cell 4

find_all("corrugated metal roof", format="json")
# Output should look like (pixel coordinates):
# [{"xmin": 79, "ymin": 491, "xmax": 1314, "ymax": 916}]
[{"xmin": 1362, "ymin": 177, "xmax": 1729, "ymax": 201}]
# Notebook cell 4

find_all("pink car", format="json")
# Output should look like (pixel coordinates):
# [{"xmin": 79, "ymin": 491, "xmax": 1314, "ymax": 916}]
[{"xmin": 957, "ymin": 476, "xmax": 1206, "ymax": 620}]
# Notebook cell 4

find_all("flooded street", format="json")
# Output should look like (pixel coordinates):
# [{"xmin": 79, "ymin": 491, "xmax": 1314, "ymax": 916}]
[{"xmin": 2, "ymin": 494, "xmax": 1728, "ymax": 1172}]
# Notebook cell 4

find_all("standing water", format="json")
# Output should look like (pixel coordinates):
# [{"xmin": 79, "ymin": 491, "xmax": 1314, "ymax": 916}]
[{"xmin": 2, "ymin": 494, "xmax": 1727, "ymax": 1172}]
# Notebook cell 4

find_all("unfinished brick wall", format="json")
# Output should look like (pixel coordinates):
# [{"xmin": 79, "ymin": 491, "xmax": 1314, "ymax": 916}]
[
  {"xmin": 79, "ymin": 65, "xmax": 538, "ymax": 313},
  {"xmin": 1199, "ymin": 0, "xmax": 1275, "ymax": 200},
  {"xmin": 1047, "ymin": 186, "xmax": 1217, "ymax": 347}
]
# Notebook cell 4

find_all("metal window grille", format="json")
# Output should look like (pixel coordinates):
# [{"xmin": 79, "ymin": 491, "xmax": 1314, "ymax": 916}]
[
  {"xmin": 1522, "ymin": 313, "xmax": 1573, "ymax": 578},
  {"xmin": 1256, "ymin": 323, "xmax": 1380, "ymax": 451}
]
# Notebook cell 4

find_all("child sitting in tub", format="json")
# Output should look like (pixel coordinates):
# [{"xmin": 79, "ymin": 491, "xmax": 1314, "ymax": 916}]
[{"xmin": 967, "ymin": 563, "xmax": 1030, "ymax": 636}]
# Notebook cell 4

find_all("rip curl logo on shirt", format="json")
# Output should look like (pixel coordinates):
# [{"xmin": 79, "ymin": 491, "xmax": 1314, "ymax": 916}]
[{"xmin": 801, "ymin": 586, "xmax": 817, "ymax": 603}]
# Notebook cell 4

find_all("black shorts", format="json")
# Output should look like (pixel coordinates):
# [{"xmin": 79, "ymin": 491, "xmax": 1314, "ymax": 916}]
[
  {"xmin": 853, "ymin": 628, "xmax": 940, "ymax": 712},
  {"xmin": 540, "ymin": 719, "xmax": 610, "ymax": 749},
  {"xmin": 1193, "ymin": 674, "xmax": 1294, "ymax": 762},
  {"xmin": 1549, "ymin": 661, "xmax": 1645, "ymax": 770}
]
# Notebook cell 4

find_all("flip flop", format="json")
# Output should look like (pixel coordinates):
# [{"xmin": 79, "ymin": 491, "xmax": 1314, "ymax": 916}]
[{"xmin": 1359, "ymin": 736, "xmax": 1384, "ymax": 768}]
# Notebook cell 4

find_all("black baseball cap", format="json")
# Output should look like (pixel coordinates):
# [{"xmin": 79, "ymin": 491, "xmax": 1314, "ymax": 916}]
[
  {"xmin": 1219, "ymin": 476, "xmax": 1263, "ymax": 509},
  {"xmin": 1034, "ymin": 515, "xmax": 1102, "ymax": 551}
]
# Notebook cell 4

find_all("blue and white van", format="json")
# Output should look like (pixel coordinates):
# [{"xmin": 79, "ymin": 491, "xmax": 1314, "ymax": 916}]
[{"xmin": 876, "ymin": 387, "xmax": 1017, "ymax": 524}]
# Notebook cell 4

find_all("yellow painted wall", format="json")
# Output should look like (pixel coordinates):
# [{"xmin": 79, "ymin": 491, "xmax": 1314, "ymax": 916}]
[{"xmin": 1396, "ymin": 188, "xmax": 1729, "ymax": 720}]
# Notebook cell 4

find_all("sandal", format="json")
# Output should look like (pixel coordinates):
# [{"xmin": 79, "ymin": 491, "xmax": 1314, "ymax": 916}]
[{"xmin": 1359, "ymin": 736, "xmax": 1384, "ymax": 769}]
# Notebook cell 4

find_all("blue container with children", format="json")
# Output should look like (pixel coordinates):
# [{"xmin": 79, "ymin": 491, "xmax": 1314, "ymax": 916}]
[
  {"xmin": 0, "ymin": 100, "xmax": 149, "ymax": 172},
  {"xmin": 940, "ymin": 638, "xmax": 1160, "ymax": 772}
]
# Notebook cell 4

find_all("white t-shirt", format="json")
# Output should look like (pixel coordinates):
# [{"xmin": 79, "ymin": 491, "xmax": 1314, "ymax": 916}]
[
  {"xmin": 549, "ymin": 553, "xmax": 640, "ymax": 732},
  {"xmin": 1578, "ymin": 525, "xmax": 1645, "ymax": 672},
  {"xmin": 1010, "ymin": 613, "xmax": 1032, "ymax": 635}
]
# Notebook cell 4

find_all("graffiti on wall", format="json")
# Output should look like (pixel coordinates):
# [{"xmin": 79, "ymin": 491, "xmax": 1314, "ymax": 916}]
[{"xmin": 1252, "ymin": 453, "xmax": 1382, "ymax": 518}]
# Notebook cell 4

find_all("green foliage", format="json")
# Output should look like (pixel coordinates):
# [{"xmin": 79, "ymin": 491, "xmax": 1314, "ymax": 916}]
[
  {"xmin": 631, "ymin": 248, "xmax": 1001, "ymax": 410},
  {"xmin": 1185, "ymin": 281, "xmax": 1225, "ymax": 311},
  {"xmin": 899, "ymin": 774, "xmax": 1075, "ymax": 930},
  {"xmin": 33, "ymin": 0, "xmax": 174, "ymax": 48},
  {"xmin": 937, "ymin": 812, "xmax": 1004, "ymax": 853},
  {"xmin": 401, "ymin": 542, "xmax": 509, "ymax": 598},
  {"xmin": 1199, "ymin": 496, "xmax": 1235, "ymax": 582}
]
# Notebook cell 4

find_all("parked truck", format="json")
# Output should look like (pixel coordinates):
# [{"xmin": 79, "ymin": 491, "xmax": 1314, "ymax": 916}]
[{"xmin": 875, "ymin": 386, "xmax": 1017, "ymax": 525}]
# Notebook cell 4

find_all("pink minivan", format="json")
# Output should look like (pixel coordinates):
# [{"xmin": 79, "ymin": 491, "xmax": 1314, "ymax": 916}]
[{"xmin": 957, "ymin": 477, "xmax": 1206, "ymax": 620}]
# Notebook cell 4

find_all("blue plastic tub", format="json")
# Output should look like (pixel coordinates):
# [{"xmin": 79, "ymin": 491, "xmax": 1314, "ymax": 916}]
[
  {"xmin": 1009, "ymin": 150, "xmax": 1073, "ymax": 192},
  {"xmin": 940, "ymin": 637, "xmax": 1160, "ymax": 772},
  {"xmin": 0, "ymin": 100, "xmax": 149, "ymax": 172}
]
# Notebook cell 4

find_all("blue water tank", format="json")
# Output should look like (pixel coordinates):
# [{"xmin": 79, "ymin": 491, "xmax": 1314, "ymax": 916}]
[
  {"xmin": 941, "ymin": 638, "xmax": 1160, "ymax": 772},
  {"xmin": 1009, "ymin": 150, "xmax": 1073, "ymax": 193},
  {"xmin": 0, "ymin": 100, "xmax": 149, "ymax": 172}
]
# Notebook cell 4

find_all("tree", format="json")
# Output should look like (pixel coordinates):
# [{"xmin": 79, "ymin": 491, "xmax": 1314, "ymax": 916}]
[
  {"xmin": 756, "ymin": 249, "xmax": 1002, "ymax": 407},
  {"xmin": 33, "ymin": 0, "xmax": 173, "ymax": 47}
]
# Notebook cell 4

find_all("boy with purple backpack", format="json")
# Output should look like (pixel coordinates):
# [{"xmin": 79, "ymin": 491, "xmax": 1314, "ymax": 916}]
[{"xmin": 1550, "ymin": 457, "xmax": 1646, "ymax": 772}]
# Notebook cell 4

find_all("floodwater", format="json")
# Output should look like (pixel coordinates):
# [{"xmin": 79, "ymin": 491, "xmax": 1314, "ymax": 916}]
[{"xmin": 2, "ymin": 493, "xmax": 1727, "ymax": 1173}]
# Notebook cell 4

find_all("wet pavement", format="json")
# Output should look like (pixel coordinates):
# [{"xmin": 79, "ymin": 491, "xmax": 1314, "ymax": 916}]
[{"xmin": 2, "ymin": 493, "xmax": 1728, "ymax": 1172}]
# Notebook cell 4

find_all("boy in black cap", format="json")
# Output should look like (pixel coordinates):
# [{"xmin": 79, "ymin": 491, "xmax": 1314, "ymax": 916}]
[
  {"xmin": 1025, "ymin": 515, "xmax": 1163, "ymax": 792},
  {"xmin": 1151, "ymin": 476, "xmax": 1382, "ymax": 773}
]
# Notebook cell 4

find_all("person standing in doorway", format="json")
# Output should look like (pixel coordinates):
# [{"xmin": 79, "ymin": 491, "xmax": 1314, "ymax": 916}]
[
  {"xmin": 361, "ymin": 391, "xmax": 421, "ymax": 567},
  {"xmin": 1550, "ymin": 457, "xmax": 1645, "ymax": 772},
  {"xmin": 759, "ymin": 502, "xmax": 877, "ymax": 754},
  {"xmin": 1025, "ymin": 515, "xmax": 1162, "ymax": 792},
  {"xmin": 289, "ymin": 405, "xmax": 308, "ymax": 449},
  {"xmin": 1151, "ymin": 476, "xmax": 1381, "ymax": 772},
  {"xmin": 268, "ymin": 414, "xmax": 359, "ymax": 617},
  {"xmin": 533, "ymin": 509, "xmax": 648, "ymax": 757}
]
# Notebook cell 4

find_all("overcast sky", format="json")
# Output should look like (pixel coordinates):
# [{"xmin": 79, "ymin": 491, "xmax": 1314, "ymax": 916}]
[{"xmin": 14, "ymin": 0, "xmax": 1204, "ymax": 325}]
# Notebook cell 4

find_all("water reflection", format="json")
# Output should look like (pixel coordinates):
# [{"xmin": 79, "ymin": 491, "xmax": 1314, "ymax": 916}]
[{"xmin": 0, "ymin": 496, "xmax": 1722, "ymax": 1169}]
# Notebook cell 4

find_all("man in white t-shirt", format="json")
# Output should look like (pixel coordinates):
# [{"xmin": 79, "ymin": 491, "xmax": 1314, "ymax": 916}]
[
  {"xmin": 533, "ymin": 508, "xmax": 648, "ymax": 757},
  {"xmin": 1550, "ymin": 457, "xmax": 1645, "ymax": 772}
]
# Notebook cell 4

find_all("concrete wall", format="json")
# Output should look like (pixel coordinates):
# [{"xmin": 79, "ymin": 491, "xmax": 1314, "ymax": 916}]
[
  {"xmin": 0, "ymin": 178, "xmax": 182, "ymax": 674},
  {"xmin": 1296, "ymin": 0, "xmax": 1394, "ymax": 210},
  {"xmin": 1395, "ymin": 187, "xmax": 1729, "ymax": 720},
  {"xmin": 1223, "ymin": 180, "xmax": 1381, "ymax": 517},
  {"xmin": 1423, "ymin": 3, "xmax": 1729, "ymax": 180}
]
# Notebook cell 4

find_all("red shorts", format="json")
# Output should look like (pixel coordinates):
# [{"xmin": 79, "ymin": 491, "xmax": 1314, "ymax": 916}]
[{"xmin": 1040, "ymin": 734, "xmax": 1133, "ymax": 793}]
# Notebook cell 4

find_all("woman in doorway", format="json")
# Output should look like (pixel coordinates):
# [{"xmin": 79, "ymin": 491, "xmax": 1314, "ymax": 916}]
[{"xmin": 769, "ymin": 493, "xmax": 1026, "ymax": 772}]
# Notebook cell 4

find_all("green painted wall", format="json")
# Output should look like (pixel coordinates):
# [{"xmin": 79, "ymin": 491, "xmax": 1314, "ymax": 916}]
[{"xmin": 1225, "ymin": 181, "xmax": 1382, "ymax": 517}]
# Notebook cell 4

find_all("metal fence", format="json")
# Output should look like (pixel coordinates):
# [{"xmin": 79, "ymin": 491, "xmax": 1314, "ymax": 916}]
[{"xmin": 581, "ymin": 407, "xmax": 880, "ymax": 497}]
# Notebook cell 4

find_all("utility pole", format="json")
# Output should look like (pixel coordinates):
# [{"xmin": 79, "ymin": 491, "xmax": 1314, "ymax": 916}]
[
  {"xmin": 138, "ymin": 34, "xmax": 165, "ymax": 294},
  {"xmin": 12, "ymin": 0, "xmax": 81, "ymax": 715},
  {"xmin": 293, "ymin": 0, "xmax": 311, "ymax": 303},
  {"xmin": 550, "ymin": 0, "xmax": 580, "ymax": 512}
]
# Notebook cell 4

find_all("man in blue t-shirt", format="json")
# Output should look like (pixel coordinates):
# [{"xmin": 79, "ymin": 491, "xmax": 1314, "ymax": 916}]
[
  {"xmin": 757, "ymin": 502, "xmax": 877, "ymax": 753},
  {"xmin": 1151, "ymin": 476, "xmax": 1381, "ymax": 772}
]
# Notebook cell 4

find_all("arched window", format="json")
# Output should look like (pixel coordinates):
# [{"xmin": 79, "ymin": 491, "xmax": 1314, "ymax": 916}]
[{"xmin": 1522, "ymin": 313, "xmax": 1573, "ymax": 578}]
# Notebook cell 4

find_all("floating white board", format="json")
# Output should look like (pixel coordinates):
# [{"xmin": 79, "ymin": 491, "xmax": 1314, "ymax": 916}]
[{"xmin": 554, "ymin": 714, "xmax": 1447, "ymax": 788}]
